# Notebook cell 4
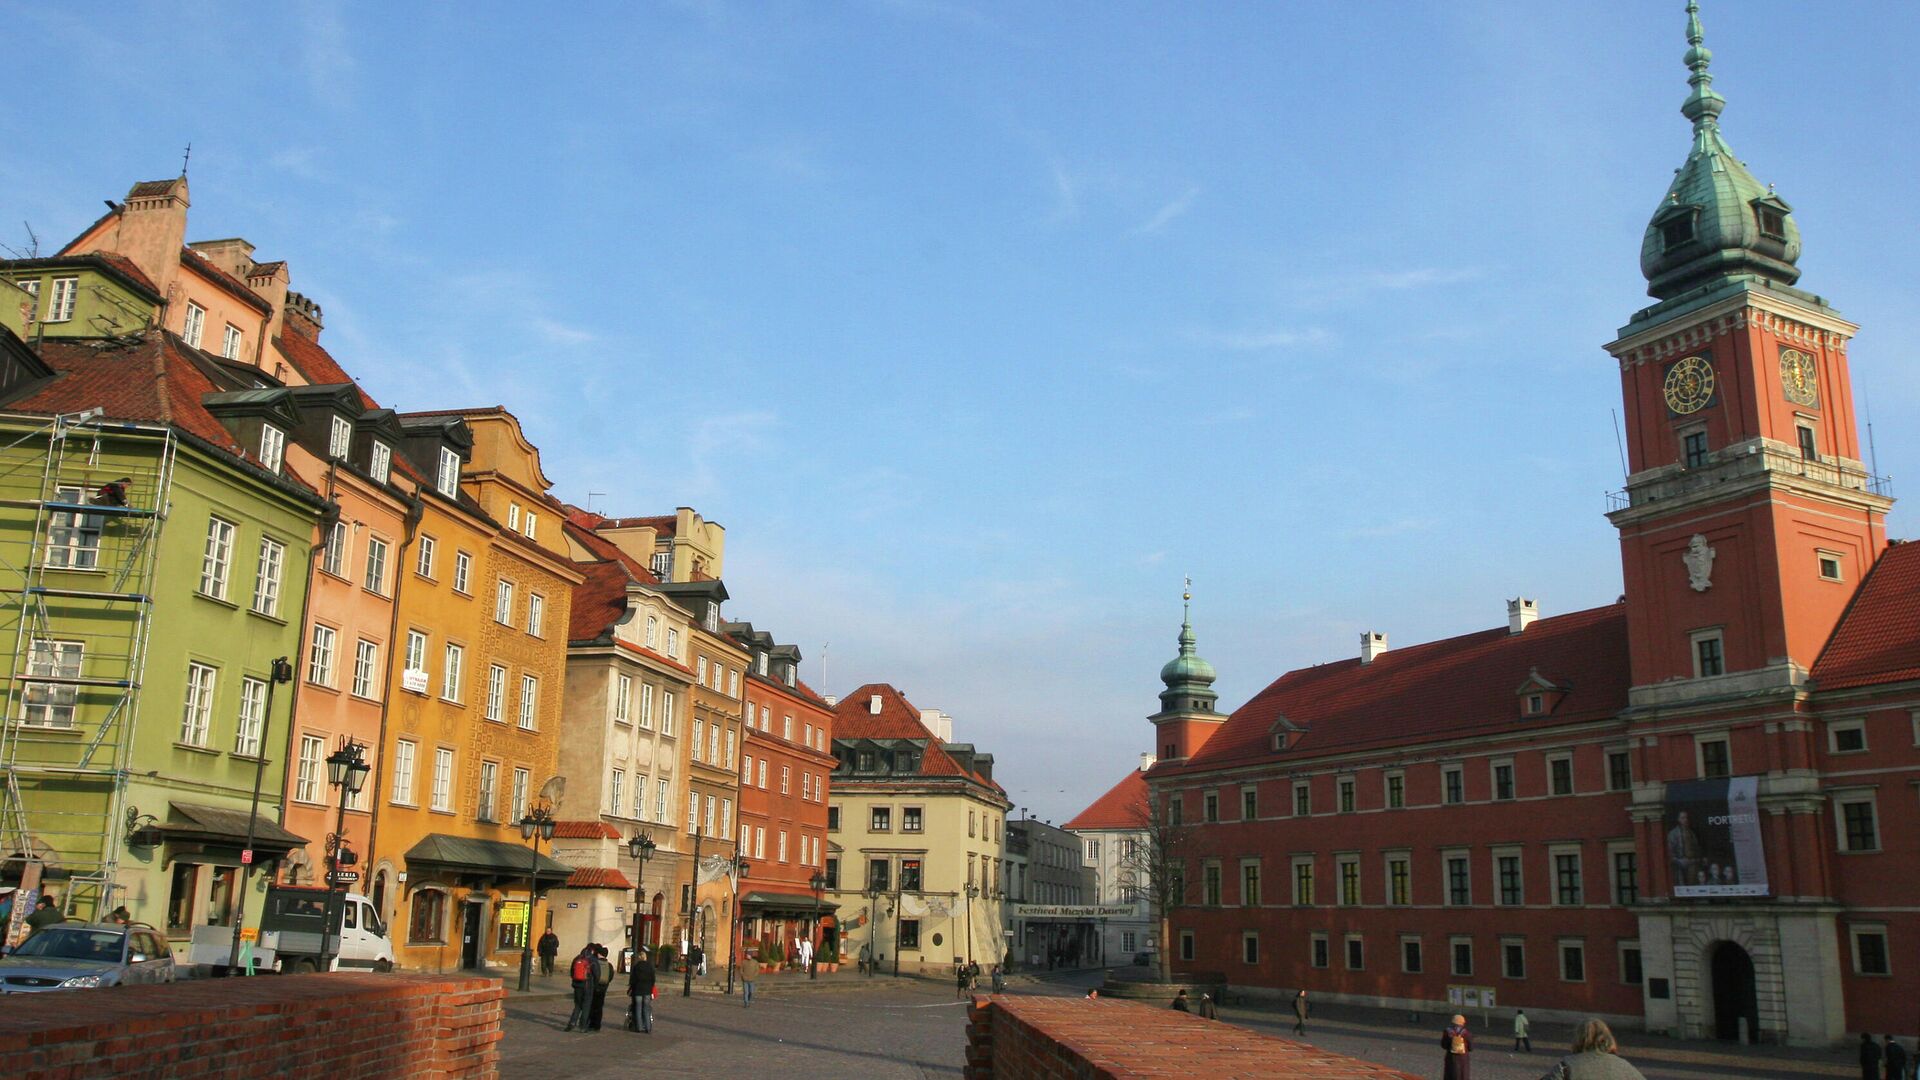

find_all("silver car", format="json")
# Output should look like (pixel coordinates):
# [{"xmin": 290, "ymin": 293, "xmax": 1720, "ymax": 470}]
[{"xmin": 0, "ymin": 922, "xmax": 176, "ymax": 992}]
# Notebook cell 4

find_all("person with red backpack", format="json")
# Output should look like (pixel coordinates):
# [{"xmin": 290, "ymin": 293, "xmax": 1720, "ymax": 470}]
[{"xmin": 563, "ymin": 946, "xmax": 595, "ymax": 1031}]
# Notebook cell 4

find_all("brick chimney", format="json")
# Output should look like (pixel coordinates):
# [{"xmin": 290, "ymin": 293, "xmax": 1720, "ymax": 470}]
[
  {"xmin": 1508, "ymin": 598, "xmax": 1538, "ymax": 634},
  {"xmin": 1360, "ymin": 631, "xmax": 1388, "ymax": 664},
  {"xmin": 109, "ymin": 178, "xmax": 191, "ymax": 303},
  {"xmin": 284, "ymin": 290, "xmax": 324, "ymax": 340}
]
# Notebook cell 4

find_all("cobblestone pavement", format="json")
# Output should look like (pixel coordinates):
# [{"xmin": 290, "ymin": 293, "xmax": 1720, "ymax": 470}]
[
  {"xmin": 498, "ymin": 969, "xmax": 1855, "ymax": 1079},
  {"xmin": 498, "ymin": 976, "xmax": 976, "ymax": 1078}
]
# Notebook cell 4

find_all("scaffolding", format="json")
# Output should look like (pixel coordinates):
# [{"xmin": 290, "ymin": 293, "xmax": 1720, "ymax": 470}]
[{"xmin": 0, "ymin": 410, "xmax": 174, "ymax": 919}]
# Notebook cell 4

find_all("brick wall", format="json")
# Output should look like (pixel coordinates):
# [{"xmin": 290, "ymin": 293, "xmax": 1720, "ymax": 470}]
[
  {"xmin": 964, "ymin": 994, "xmax": 1419, "ymax": 1079},
  {"xmin": 0, "ymin": 972, "xmax": 502, "ymax": 1079}
]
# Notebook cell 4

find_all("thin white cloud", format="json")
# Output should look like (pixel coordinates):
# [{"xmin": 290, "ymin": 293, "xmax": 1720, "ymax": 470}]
[
  {"xmin": 1286, "ymin": 266, "xmax": 1485, "ymax": 307},
  {"xmin": 1048, "ymin": 157, "xmax": 1080, "ymax": 221},
  {"xmin": 1345, "ymin": 516, "xmax": 1438, "ymax": 539},
  {"xmin": 531, "ymin": 318, "xmax": 596, "ymax": 346},
  {"xmin": 297, "ymin": 0, "xmax": 355, "ymax": 110},
  {"xmin": 1187, "ymin": 326, "xmax": 1334, "ymax": 351},
  {"xmin": 1133, "ymin": 185, "xmax": 1202, "ymax": 235}
]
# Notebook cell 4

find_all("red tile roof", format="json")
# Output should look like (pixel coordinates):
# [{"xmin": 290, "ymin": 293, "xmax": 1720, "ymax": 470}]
[
  {"xmin": 16, "ymin": 334, "xmax": 255, "ymax": 454},
  {"xmin": 569, "ymin": 559, "xmax": 635, "ymax": 642},
  {"xmin": 1168, "ymin": 603, "xmax": 1631, "ymax": 774},
  {"xmin": 564, "ymin": 867, "xmax": 634, "ymax": 890},
  {"xmin": 276, "ymin": 327, "xmax": 378, "ymax": 409},
  {"xmin": 1064, "ymin": 768, "xmax": 1149, "ymax": 832},
  {"xmin": 562, "ymin": 507, "xmax": 662, "ymax": 585},
  {"xmin": 833, "ymin": 684, "xmax": 1005, "ymax": 793},
  {"xmin": 552, "ymin": 820, "xmax": 623, "ymax": 840},
  {"xmin": 1812, "ymin": 540, "xmax": 1920, "ymax": 690}
]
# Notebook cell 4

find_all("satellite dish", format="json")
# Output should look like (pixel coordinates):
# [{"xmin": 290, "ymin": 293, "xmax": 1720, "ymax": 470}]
[{"xmin": 538, "ymin": 775, "xmax": 567, "ymax": 806}]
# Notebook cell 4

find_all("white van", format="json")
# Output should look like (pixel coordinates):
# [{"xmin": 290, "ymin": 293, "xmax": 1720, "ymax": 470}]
[{"xmin": 190, "ymin": 886, "xmax": 394, "ymax": 975}]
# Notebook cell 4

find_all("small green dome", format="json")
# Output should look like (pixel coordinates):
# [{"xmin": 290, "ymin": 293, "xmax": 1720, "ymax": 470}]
[
  {"xmin": 1160, "ymin": 622, "xmax": 1217, "ymax": 686},
  {"xmin": 1641, "ymin": 1, "xmax": 1801, "ymax": 300}
]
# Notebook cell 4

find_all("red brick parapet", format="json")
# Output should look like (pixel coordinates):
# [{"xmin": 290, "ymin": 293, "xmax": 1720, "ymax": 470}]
[
  {"xmin": 964, "ymin": 994, "xmax": 1421, "ymax": 1079},
  {"xmin": 0, "ymin": 972, "xmax": 503, "ymax": 1079}
]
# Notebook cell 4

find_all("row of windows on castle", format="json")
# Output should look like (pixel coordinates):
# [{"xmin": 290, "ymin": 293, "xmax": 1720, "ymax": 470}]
[
  {"xmin": 1181, "ymin": 842, "xmax": 1641, "ymax": 911},
  {"xmin": 828, "ymin": 805, "xmax": 1002, "ymax": 843},
  {"xmin": 1178, "ymin": 920, "xmax": 1894, "ymax": 983}
]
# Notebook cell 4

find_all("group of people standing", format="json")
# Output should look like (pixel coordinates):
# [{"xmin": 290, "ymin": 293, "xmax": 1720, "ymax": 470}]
[
  {"xmin": 561, "ymin": 943, "xmax": 658, "ymax": 1035},
  {"xmin": 1281, "ymin": 991, "xmax": 1651, "ymax": 1080},
  {"xmin": 1862, "ymin": 1032, "xmax": 1914, "ymax": 1080}
]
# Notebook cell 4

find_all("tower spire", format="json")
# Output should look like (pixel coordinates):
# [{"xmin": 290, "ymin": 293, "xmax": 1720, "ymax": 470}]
[{"xmin": 1680, "ymin": 0, "xmax": 1725, "ymax": 136}]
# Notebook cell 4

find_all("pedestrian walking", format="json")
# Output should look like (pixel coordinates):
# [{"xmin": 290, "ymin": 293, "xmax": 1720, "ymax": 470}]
[
  {"xmin": 1292, "ymin": 989, "xmax": 1310, "ymax": 1036},
  {"xmin": 1883, "ymin": 1035, "xmax": 1908, "ymax": 1080},
  {"xmin": 691, "ymin": 943, "xmax": 706, "ymax": 977},
  {"xmin": 739, "ymin": 949, "xmax": 761, "ymax": 1006},
  {"xmin": 537, "ymin": 929, "xmax": 559, "ymax": 977},
  {"xmin": 1539, "ymin": 1019, "xmax": 1647, "ymax": 1080},
  {"xmin": 1441, "ymin": 1013, "xmax": 1473, "ymax": 1080},
  {"xmin": 564, "ymin": 946, "xmax": 594, "ymax": 1031},
  {"xmin": 588, "ymin": 945, "xmax": 614, "ymax": 1031},
  {"xmin": 626, "ymin": 951, "xmax": 656, "ymax": 1033},
  {"xmin": 968, "ymin": 959, "xmax": 981, "ymax": 992},
  {"xmin": 1513, "ymin": 1009, "xmax": 1532, "ymax": 1052},
  {"xmin": 1197, "ymin": 993, "xmax": 1218, "ymax": 1020},
  {"xmin": 1862, "ymin": 1033, "xmax": 1885, "ymax": 1080},
  {"xmin": 858, "ymin": 942, "xmax": 870, "ymax": 976},
  {"xmin": 990, "ymin": 964, "xmax": 1006, "ymax": 993},
  {"xmin": 1170, "ymin": 989, "xmax": 1190, "ymax": 1012},
  {"xmin": 955, "ymin": 963, "xmax": 970, "ymax": 999}
]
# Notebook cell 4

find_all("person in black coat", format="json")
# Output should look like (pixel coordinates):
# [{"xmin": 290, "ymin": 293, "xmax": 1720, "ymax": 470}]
[
  {"xmin": 1883, "ymin": 1035, "xmax": 1908, "ymax": 1080},
  {"xmin": 588, "ymin": 945, "xmax": 614, "ymax": 1031},
  {"xmin": 537, "ymin": 930, "xmax": 560, "ymax": 976},
  {"xmin": 1861, "ymin": 1033, "xmax": 1883, "ymax": 1080},
  {"xmin": 627, "ymin": 954, "xmax": 656, "ymax": 1033}
]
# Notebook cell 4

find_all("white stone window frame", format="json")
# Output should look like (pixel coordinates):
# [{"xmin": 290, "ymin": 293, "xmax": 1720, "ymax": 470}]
[
  {"xmin": 414, "ymin": 534, "xmax": 437, "ymax": 580},
  {"xmin": 1849, "ymin": 923, "xmax": 1892, "ymax": 977},
  {"xmin": 1826, "ymin": 717, "xmax": 1868, "ymax": 755},
  {"xmin": 1500, "ymin": 935, "xmax": 1527, "ymax": 980},
  {"xmin": 369, "ymin": 441, "xmax": 391, "ymax": 483},
  {"xmin": 1606, "ymin": 840, "xmax": 1639, "ymax": 906},
  {"xmin": 1816, "ymin": 548, "xmax": 1845, "ymax": 583},
  {"xmin": 1549, "ymin": 843, "xmax": 1585, "ymax": 907},
  {"xmin": 222, "ymin": 323, "xmax": 244, "ymax": 360},
  {"xmin": 1617, "ymin": 939, "xmax": 1644, "ymax": 986},
  {"xmin": 1399, "ymin": 933, "xmax": 1423, "ymax": 974},
  {"xmin": 1384, "ymin": 769, "xmax": 1406, "ymax": 809},
  {"xmin": 1240, "ymin": 931, "xmax": 1259, "ymax": 966},
  {"xmin": 436, "ymin": 446, "xmax": 460, "ymax": 498},
  {"xmin": 1334, "ymin": 853, "xmax": 1361, "ymax": 907},
  {"xmin": 1442, "ymin": 847, "xmax": 1472, "ymax": 906},
  {"xmin": 1308, "ymin": 931, "xmax": 1329, "ymax": 969},
  {"xmin": 1449, "ymin": 935, "xmax": 1474, "ymax": 977},
  {"xmin": 1557, "ymin": 937, "xmax": 1587, "ymax": 983},
  {"xmin": 1489, "ymin": 757, "xmax": 1517, "ymax": 801},
  {"xmin": 1292, "ymin": 780, "xmax": 1311, "ymax": 817},
  {"xmin": 1545, "ymin": 750, "xmax": 1575, "ymax": 797},
  {"xmin": 1336, "ymin": 774, "xmax": 1357, "ymax": 813},
  {"xmin": 328, "ymin": 414, "xmax": 353, "ymax": 459},
  {"xmin": 1240, "ymin": 784, "xmax": 1258, "ymax": 821},
  {"xmin": 1239, "ymin": 857, "xmax": 1262, "ymax": 907},
  {"xmin": 1830, "ymin": 787, "xmax": 1881, "ymax": 854},
  {"xmin": 1382, "ymin": 850, "xmax": 1412, "ymax": 907},
  {"xmin": 1290, "ymin": 855, "xmax": 1316, "ymax": 907},
  {"xmin": 1491, "ymin": 845, "xmax": 1525, "ymax": 907},
  {"xmin": 47, "ymin": 276, "xmax": 78, "ymax": 323},
  {"xmin": 1690, "ymin": 627, "xmax": 1726, "ymax": 679},
  {"xmin": 1605, "ymin": 743, "xmax": 1634, "ymax": 792},
  {"xmin": 1693, "ymin": 731, "xmax": 1733, "ymax": 778},
  {"xmin": 1441, "ymin": 763, "xmax": 1466, "ymax": 805},
  {"xmin": 183, "ymin": 301, "xmax": 206, "ymax": 347}
]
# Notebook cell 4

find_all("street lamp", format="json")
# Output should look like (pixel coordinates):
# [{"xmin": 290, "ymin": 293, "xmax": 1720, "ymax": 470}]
[
  {"xmin": 862, "ymin": 882, "xmax": 881, "ymax": 977},
  {"xmin": 320, "ymin": 737, "xmax": 369, "ymax": 968},
  {"xmin": 627, "ymin": 832, "xmax": 656, "ymax": 970},
  {"xmin": 725, "ymin": 856, "xmax": 750, "ymax": 995},
  {"xmin": 516, "ymin": 806, "xmax": 556, "ymax": 992},
  {"xmin": 682, "ymin": 826, "xmax": 704, "ymax": 998},
  {"xmin": 808, "ymin": 872, "xmax": 826, "ymax": 980},
  {"xmin": 963, "ymin": 882, "xmax": 980, "ymax": 970},
  {"xmin": 228, "ymin": 655, "xmax": 293, "ymax": 973}
]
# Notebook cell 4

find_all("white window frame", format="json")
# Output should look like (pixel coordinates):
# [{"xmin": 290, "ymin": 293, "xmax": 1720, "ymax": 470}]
[
  {"xmin": 251, "ymin": 536, "xmax": 285, "ymax": 616},
  {"xmin": 1493, "ymin": 847, "xmax": 1525, "ymax": 907},
  {"xmin": 1442, "ymin": 764, "xmax": 1465, "ymax": 805},
  {"xmin": 364, "ymin": 536, "xmax": 390, "ymax": 596},
  {"xmin": 1502, "ymin": 936, "xmax": 1528, "ymax": 980},
  {"xmin": 612, "ymin": 674, "xmax": 632, "ymax": 724},
  {"xmin": 352, "ymin": 638, "xmax": 379, "ymax": 699},
  {"xmin": 512, "ymin": 767, "xmax": 530, "ymax": 822},
  {"xmin": 20, "ymin": 638, "xmax": 82, "ymax": 728},
  {"xmin": 235, "ymin": 675, "xmax": 267, "ymax": 756},
  {"xmin": 1827, "ymin": 718, "xmax": 1868, "ymax": 755},
  {"xmin": 507, "ymin": 504, "xmax": 521, "ymax": 531},
  {"xmin": 660, "ymin": 690, "xmax": 675, "ymax": 735},
  {"xmin": 1444, "ymin": 848, "xmax": 1472, "ymax": 906},
  {"xmin": 47, "ymin": 276, "xmax": 77, "ymax": 323},
  {"xmin": 485, "ymin": 664, "xmax": 507, "ymax": 722},
  {"xmin": 1551, "ymin": 844, "xmax": 1585, "ymax": 906},
  {"xmin": 1490, "ymin": 757, "xmax": 1516, "ymax": 801},
  {"xmin": 199, "ymin": 516, "xmax": 236, "ymax": 599},
  {"xmin": 307, "ymin": 623, "xmax": 337, "ymax": 687},
  {"xmin": 1309, "ymin": 930, "xmax": 1329, "ymax": 969},
  {"xmin": 295, "ymin": 734, "xmax": 325, "ymax": 803},
  {"xmin": 495, "ymin": 579, "xmax": 514, "ymax": 624},
  {"xmin": 180, "ymin": 661, "xmax": 217, "ymax": 746},
  {"xmin": 431, "ymin": 747, "xmax": 455, "ymax": 812},
  {"xmin": 441, "ymin": 642, "xmax": 464, "ymax": 703},
  {"xmin": 478, "ymin": 760, "xmax": 499, "ymax": 823},
  {"xmin": 1384, "ymin": 851, "xmax": 1411, "ymax": 906},
  {"xmin": 637, "ymin": 683, "xmax": 653, "ymax": 729},
  {"xmin": 610, "ymin": 768, "xmax": 625, "ymax": 817},
  {"xmin": 391, "ymin": 739, "xmax": 417, "ymax": 805},
  {"xmin": 1816, "ymin": 549, "xmax": 1845, "ymax": 582},
  {"xmin": 1344, "ymin": 932, "xmax": 1364, "ymax": 971},
  {"xmin": 436, "ymin": 446, "xmax": 460, "ymax": 497},
  {"xmin": 1690, "ymin": 627, "xmax": 1726, "ymax": 678},
  {"xmin": 523, "ymin": 510, "xmax": 538, "ymax": 540},
  {"xmin": 44, "ymin": 484, "xmax": 102, "ymax": 570},
  {"xmin": 404, "ymin": 630, "xmax": 429, "ymax": 692},
  {"xmin": 415, "ymin": 534, "xmax": 436, "ymax": 579},
  {"xmin": 519, "ymin": 673, "xmax": 539, "ymax": 730},
  {"xmin": 1557, "ymin": 938, "xmax": 1587, "ymax": 983},
  {"xmin": 1850, "ymin": 924, "xmax": 1892, "ymax": 977},
  {"xmin": 221, "ymin": 323, "xmax": 243, "ymax": 359},
  {"xmin": 1546, "ymin": 751, "xmax": 1575, "ymax": 796},
  {"xmin": 1384, "ymin": 770, "xmax": 1405, "ymax": 809},
  {"xmin": 527, "ymin": 593, "xmax": 544, "ymax": 637},
  {"xmin": 1450, "ymin": 935, "xmax": 1474, "ymax": 977},
  {"xmin": 452, "ymin": 551, "xmax": 472, "ymax": 593},
  {"xmin": 328, "ymin": 415, "xmax": 353, "ymax": 459},
  {"xmin": 1694, "ymin": 732, "xmax": 1733, "ymax": 778},
  {"xmin": 259, "ymin": 425, "xmax": 285, "ymax": 472},
  {"xmin": 369, "ymin": 441, "xmax": 392, "ymax": 482},
  {"xmin": 1833, "ymin": 790, "xmax": 1881, "ymax": 854},
  {"xmin": 321, "ymin": 520, "xmax": 348, "ymax": 578},
  {"xmin": 183, "ymin": 301, "xmax": 206, "ymax": 347}
]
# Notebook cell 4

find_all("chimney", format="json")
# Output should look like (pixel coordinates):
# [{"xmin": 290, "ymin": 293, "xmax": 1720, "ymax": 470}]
[
  {"xmin": 1360, "ymin": 631, "xmax": 1388, "ymax": 664},
  {"xmin": 869, "ymin": 694, "xmax": 882, "ymax": 715},
  {"xmin": 1138, "ymin": 752, "xmax": 1157, "ymax": 772},
  {"xmin": 284, "ymin": 290, "xmax": 324, "ymax": 340},
  {"xmin": 823, "ymin": 695, "xmax": 838, "ymax": 707},
  {"xmin": 187, "ymin": 238, "xmax": 254, "ymax": 277},
  {"xmin": 919, "ymin": 709, "xmax": 953, "ymax": 741},
  {"xmin": 1508, "ymin": 597, "xmax": 1538, "ymax": 634},
  {"xmin": 110, "ymin": 178, "xmax": 191, "ymax": 303}
]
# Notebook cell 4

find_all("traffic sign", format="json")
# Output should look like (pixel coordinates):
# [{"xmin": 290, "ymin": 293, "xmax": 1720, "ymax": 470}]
[
  {"xmin": 241, "ymin": 849, "xmax": 253, "ymax": 866},
  {"xmin": 328, "ymin": 870, "xmax": 359, "ymax": 884}
]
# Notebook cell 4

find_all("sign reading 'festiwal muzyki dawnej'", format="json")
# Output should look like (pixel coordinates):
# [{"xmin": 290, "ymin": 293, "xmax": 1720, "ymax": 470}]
[{"xmin": 1664, "ymin": 777, "xmax": 1769, "ymax": 898}]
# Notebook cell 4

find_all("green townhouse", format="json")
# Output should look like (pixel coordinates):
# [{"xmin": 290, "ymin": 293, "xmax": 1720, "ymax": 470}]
[{"xmin": 0, "ymin": 294, "xmax": 326, "ymax": 954}]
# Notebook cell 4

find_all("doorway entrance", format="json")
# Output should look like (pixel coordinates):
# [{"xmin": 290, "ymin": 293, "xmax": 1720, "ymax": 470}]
[
  {"xmin": 1709, "ymin": 941, "xmax": 1759, "ymax": 1042},
  {"xmin": 460, "ymin": 900, "xmax": 485, "ymax": 970}
]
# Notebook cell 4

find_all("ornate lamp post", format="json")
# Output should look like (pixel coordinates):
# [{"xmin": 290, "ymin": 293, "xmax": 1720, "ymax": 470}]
[
  {"xmin": 862, "ymin": 881, "xmax": 881, "ymax": 977},
  {"xmin": 516, "ymin": 806, "xmax": 556, "ymax": 992},
  {"xmin": 682, "ymin": 826, "xmax": 703, "ymax": 998},
  {"xmin": 808, "ymin": 871, "xmax": 826, "ymax": 980},
  {"xmin": 725, "ymin": 855, "xmax": 750, "ymax": 995},
  {"xmin": 320, "ymin": 738, "xmax": 370, "ymax": 967},
  {"xmin": 963, "ymin": 882, "xmax": 980, "ymax": 970},
  {"xmin": 228, "ymin": 655, "xmax": 294, "ymax": 973},
  {"xmin": 627, "ymin": 832, "xmax": 656, "ymax": 968}
]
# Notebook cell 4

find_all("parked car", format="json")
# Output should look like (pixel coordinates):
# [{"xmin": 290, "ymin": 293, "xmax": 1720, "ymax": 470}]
[{"xmin": 0, "ymin": 922, "xmax": 176, "ymax": 992}]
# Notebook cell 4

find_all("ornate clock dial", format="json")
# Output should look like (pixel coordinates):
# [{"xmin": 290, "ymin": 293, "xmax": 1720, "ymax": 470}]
[
  {"xmin": 1779, "ymin": 346, "xmax": 1820, "ymax": 406},
  {"xmin": 1663, "ymin": 355, "xmax": 1716, "ymax": 414}
]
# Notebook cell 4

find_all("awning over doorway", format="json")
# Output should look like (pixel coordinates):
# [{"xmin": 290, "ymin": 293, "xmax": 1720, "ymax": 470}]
[
  {"xmin": 403, "ymin": 833, "xmax": 573, "ymax": 888},
  {"xmin": 739, "ymin": 889, "xmax": 841, "ymax": 917},
  {"xmin": 158, "ymin": 802, "xmax": 308, "ymax": 863}
]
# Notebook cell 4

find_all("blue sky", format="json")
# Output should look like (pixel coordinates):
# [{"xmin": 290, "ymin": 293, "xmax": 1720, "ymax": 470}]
[{"xmin": 6, "ymin": 1, "xmax": 1918, "ymax": 825}]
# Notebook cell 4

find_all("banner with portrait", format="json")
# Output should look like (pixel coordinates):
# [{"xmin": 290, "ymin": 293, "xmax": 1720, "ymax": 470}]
[{"xmin": 1664, "ymin": 776, "xmax": 1768, "ymax": 898}]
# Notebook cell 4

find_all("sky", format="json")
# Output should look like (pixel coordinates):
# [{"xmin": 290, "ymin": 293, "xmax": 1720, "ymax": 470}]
[{"xmin": 5, "ymin": 1, "xmax": 1919, "ymax": 826}]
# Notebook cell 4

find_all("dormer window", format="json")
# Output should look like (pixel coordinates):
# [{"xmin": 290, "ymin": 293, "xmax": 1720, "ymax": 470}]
[
  {"xmin": 1756, "ymin": 205, "xmax": 1786, "ymax": 240},
  {"xmin": 1271, "ymin": 732, "xmax": 1288, "ymax": 752},
  {"xmin": 1525, "ymin": 693, "xmax": 1545, "ymax": 716},
  {"xmin": 704, "ymin": 605, "xmax": 719, "ymax": 633},
  {"xmin": 369, "ymin": 442, "xmax": 391, "ymax": 483},
  {"xmin": 1661, "ymin": 216, "xmax": 1694, "ymax": 250},
  {"xmin": 259, "ymin": 425, "xmax": 285, "ymax": 472},
  {"xmin": 755, "ymin": 652, "xmax": 768, "ymax": 676},
  {"xmin": 328, "ymin": 415, "xmax": 353, "ymax": 459},
  {"xmin": 783, "ymin": 666, "xmax": 795, "ymax": 688},
  {"xmin": 222, "ymin": 324, "xmax": 243, "ymax": 360},
  {"xmin": 651, "ymin": 550, "xmax": 671, "ymax": 578},
  {"xmin": 507, "ymin": 504, "xmax": 521, "ymax": 531},
  {"xmin": 436, "ymin": 447, "xmax": 460, "ymax": 497},
  {"xmin": 523, "ymin": 511, "xmax": 537, "ymax": 540}
]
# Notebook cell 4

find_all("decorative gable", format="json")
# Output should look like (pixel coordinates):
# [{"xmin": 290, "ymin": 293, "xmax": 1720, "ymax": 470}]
[
  {"xmin": 1267, "ymin": 713, "xmax": 1303, "ymax": 752},
  {"xmin": 1515, "ymin": 667, "xmax": 1571, "ymax": 718}
]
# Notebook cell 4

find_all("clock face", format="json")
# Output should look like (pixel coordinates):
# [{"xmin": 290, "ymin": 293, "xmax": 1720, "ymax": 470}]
[
  {"xmin": 1779, "ymin": 347, "xmax": 1820, "ymax": 406},
  {"xmin": 1663, "ymin": 355, "xmax": 1717, "ymax": 415}
]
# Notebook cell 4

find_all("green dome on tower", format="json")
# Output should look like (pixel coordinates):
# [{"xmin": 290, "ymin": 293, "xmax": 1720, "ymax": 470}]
[
  {"xmin": 1640, "ymin": 1, "xmax": 1801, "ymax": 301},
  {"xmin": 1156, "ymin": 585, "xmax": 1219, "ymax": 716}
]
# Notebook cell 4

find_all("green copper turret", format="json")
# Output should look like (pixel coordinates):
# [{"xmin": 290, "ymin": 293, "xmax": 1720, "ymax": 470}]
[{"xmin": 1157, "ymin": 586, "xmax": 1218, "ymax": 715}]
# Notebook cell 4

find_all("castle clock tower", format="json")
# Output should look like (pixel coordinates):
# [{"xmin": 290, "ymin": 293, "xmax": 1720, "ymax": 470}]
[
  {"xmin": 1606, "ymin": 1, "xmax": 1891, "ymax": 699},
  {"xmin": 1148, "ymin": 584, "xmax": 1223, "ymax": 763}
]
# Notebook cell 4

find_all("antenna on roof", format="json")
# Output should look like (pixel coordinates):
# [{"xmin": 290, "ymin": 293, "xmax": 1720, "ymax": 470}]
[
  {"xmin": 587, "ymin": 490, "xmax": 606, "ymax": 514},
  {"xmin": 820, "ymin": 641, "xmax": 829, "ymax": 692},
  {"xmin": 1611, "ymin": 408, "xmax": 1629, "ymax": 481},
  {"xmin": 1866, "ymin": 397, "xmax": 1882, "ymax": 483},
  {"xmin": 181, "ymin": 142, "xmax": 192, "ymax": 178}
]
